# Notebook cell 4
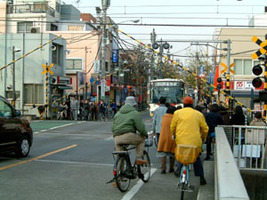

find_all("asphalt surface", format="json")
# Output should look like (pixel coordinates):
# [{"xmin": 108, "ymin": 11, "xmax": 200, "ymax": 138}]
[{"xmin": 0, "ymin": 111, "xmax": 215, "ymax": 200}]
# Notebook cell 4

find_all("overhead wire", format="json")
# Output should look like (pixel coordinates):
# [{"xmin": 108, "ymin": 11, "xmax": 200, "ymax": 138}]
[{"xmin": 110, "ymin": 24, "xmax": 258, "ymax": 112}]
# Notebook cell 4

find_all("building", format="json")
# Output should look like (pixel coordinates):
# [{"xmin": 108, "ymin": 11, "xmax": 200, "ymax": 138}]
[
  {"xmin": 0, "ymin": 33, "xmax": 66, "ymax": 117},
  {"xmin": 216, "ymin": 27, "xmax": 267, "ymax": 109},
  {"xmin": 0, "ymin": 0, "xmax": 105, "ymax": 117}
]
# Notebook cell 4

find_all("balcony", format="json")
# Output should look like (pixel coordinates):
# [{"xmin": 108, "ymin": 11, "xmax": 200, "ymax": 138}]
[{"xmin": 7, "ymin": 3, "xmax": 55, "ymax": 17}]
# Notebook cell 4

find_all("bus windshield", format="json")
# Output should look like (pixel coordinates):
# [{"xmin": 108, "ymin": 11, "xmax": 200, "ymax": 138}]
[{"xmin": 151, "ymin": 81, "xmax": 184, "ymax": 104}]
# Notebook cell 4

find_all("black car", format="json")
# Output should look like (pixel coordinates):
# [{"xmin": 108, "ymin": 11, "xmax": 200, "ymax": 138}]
[{"xmin": 0, "ymin": 96, "xmax": 33, "ymax": 157}]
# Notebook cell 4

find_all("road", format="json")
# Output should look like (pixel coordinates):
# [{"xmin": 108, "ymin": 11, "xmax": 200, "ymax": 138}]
[{"xmin": 0, "ymin": 111, "xmax": 205, "ymax": 200}]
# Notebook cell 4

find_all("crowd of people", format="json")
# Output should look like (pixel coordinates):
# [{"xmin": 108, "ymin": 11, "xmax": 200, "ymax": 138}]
[
  {"xmin": 52, "ymin": 97, "xmax": 118, "ymax": 121},
  {"xmin": 111, "ymin": 95, "xmax": 266, "ymax": 188},
  {"xmin": 153, "ymin": 96, "xmax": 266, "ymax": 185}
]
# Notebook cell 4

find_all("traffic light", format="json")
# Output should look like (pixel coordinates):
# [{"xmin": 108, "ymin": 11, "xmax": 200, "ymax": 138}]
[
  {"xmin": 252, "ymin": 64, "xmax": 263, "ymax": 88},
  {"xmin": 51, "ymin": 76, "xmax": 59, "ymax": 85},
  {"xmin": 217, "ymin": 77, "xmax": 222, "ymax": 89}
]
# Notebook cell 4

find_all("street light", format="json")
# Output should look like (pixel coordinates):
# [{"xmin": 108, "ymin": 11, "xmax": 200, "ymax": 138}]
[
  {"xmin": 117, "ymin": 19, "xmax": 140, "ymax": 24},
  {"xmin": 152, "ymin": 38, "xmax": 171, "ymax": 79},
  {"xmin": 12, "ymin": 46, "xmax": 21, "ymax": 107}
]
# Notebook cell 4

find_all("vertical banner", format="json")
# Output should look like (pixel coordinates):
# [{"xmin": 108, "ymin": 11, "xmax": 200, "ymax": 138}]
[{"xmin": 112, "ymin": 49, "xmax": 118, "ymax": 63}]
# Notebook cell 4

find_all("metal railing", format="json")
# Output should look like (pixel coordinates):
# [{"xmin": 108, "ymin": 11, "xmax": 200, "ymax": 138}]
[
  {"xmin": 7, "ymin": 3, "xmax": 55, "ymax": 17},
  {"xmin": 220, "ymin": 125, "xmax": 267, "ymax": 170}
]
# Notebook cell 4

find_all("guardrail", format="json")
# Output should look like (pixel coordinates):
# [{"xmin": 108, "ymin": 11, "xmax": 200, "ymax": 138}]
[
  {"xmin": 215, "ymin": 127, "xmax": 249, "ymax": 200},
  {"xmin": 220, "ymin": 125, "xmax": 267, "ymax": 170}
]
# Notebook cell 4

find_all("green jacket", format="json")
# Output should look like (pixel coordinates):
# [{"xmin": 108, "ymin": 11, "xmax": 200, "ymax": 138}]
[{"xmin": 112, "ymin": 104, "xmax": 148, "ymax": 138}]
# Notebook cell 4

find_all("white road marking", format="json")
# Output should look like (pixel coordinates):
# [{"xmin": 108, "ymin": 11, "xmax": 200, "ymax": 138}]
[
  {"xmin": 105, "ymin": 136, "xmax": 113, "ymax": 141},
  {"xmin": 33, "ymin": 121, "xmax": 86, "ymax": 134},
  {"xmin": 35, "ymin": 159, "xmax": 114, "ymax": 167},
  {"xmin": 121, "ymin": 168, "xmax": 157, "ymax": 200}
]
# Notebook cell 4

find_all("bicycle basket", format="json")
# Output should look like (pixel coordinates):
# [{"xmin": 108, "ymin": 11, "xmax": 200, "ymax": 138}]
[
  {"xmin": 175, "ymin": 144, "xmax": 199, "ymax": 165},
  {"xmin": 145, "ymin": 132, "xmax": 153, "ymax": 147}
]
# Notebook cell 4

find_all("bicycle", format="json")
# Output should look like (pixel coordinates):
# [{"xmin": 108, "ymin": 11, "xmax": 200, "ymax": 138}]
[
  {"xmin": 175, "ymin": 144, "xmax": 199, "ymax": 200},
  {"xmin": 177, "ymin": 164, "xmax": 194, "ymax": 200},
  {"xmin": 107, "ymin": 133, "xmax": 153, "ymax": 192}
]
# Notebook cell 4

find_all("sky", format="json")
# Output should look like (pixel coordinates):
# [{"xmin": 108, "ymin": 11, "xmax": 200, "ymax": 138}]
[{"xmin": 62, "ymin": 0, "xmax": 267, "ymax": 64}]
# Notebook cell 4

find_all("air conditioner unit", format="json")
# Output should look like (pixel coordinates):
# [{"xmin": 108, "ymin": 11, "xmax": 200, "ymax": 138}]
[{"xmin": 30, "ymin": 27, "xmax": 40, "ymax": 33}]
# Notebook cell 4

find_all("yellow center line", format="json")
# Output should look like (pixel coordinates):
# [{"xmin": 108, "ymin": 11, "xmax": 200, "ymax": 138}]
[{"xmin": 0, "ymin": 144, "xmax": 78, "ymax": 171}]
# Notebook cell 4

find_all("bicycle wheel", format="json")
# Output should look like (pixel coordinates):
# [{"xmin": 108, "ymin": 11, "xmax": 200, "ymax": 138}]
[
  {"xmin": 180, "ymin": 183, "xmax": 185, "ymax": 200},
  {"xmin": 139, "ymin": 151, "xmax": 151, "ymax": 183},
  {"xmin": 115, "ymin": 156, "xmax": 131, "ymax": 192}
]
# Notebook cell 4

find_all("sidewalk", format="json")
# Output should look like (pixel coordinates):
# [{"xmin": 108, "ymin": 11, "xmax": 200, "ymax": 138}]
[{"xmin": 197, "ymin": 159, "xmax": 215, "ymax": 200}]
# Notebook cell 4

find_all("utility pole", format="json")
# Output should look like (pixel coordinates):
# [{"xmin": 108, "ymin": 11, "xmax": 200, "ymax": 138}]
[
  {"xmin": 150, "ymin": 28, "xmax": 156, "ymax": 81},
  {"xmin": 263, "ymin": 34, "xmax": 267, "ymax": 120},
  {"xmin": 12, "ymin": 46, "xmax": 16, "ymax": 107},
  {"xmin": 226, "ymin": 40, "xmax": 232, "ymax": 109},
  {"xmin": 152, "ymin": 35, "xmax": 170, "ymax": 79},
  {"xmin": 101, "ymin": 0, "xmax": 110, "ymax": 101},
  {"xmin": 12, "ymin": 46, "xmax": 21, "ymax": 107},
  {"xmin": 196, "ymin": 51, "xmax": 199, "ymax": 104}
]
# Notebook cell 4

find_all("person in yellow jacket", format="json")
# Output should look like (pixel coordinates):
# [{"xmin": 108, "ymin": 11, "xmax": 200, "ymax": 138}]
[{"xmin": 170, "ymin": 96, "xmax": 209, "ymax": 185}]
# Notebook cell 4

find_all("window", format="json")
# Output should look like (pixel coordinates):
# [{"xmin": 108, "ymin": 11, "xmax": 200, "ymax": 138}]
[
  {"xmin": 24, "ymin": 84, "xmax": 44, "ymax": 104},
  {"xmin": 68, "ymin": 25, "xmax": 84, "ymax": 31},
  {"xmin": 66, "ymin": 59, "xmax": 83, "ymax": 70},
  {"xmin": 234, "ymin": 59, "xmax": 253, "ymax": 75},
  {"xmin": 17, "ymin": 22, "xmax": 33, "ymax": 33},
  {"xmin": 0, "ymin": 99, "xmax": 12, "ymax": 118}
]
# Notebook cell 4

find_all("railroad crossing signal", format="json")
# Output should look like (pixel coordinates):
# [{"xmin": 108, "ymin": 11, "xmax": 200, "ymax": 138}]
[
  {"xmin": 42, "ymin": 63, "xmax": 54, "ymax": 75},
  {"xmin": 251, "ymin": 36, "xmax": 267, "ymax": 59},
  {"xmin": 220, "ymin": 62, "xmax": 235, "ymax": 74}
]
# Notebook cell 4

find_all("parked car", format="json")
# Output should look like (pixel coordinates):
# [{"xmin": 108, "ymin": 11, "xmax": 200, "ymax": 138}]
[{"xmin": 0, "ymin": 96, "xmax": 33, "ymax": 157}]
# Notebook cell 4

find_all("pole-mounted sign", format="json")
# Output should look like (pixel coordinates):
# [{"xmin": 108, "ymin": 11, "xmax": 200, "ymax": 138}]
[
  {"xmin": 42, "ymin": 63, "xmax": 54, "ymax": 75},
  {"xmin": 251, "ymin": 35, "xmax": 267, "ymax": 120},
  {"xmin": 220, "ymin": 62, "xmax": 235, "ymax": 74},
  {"xmin": 41, "ymin": 63, "xmax": 54, "ymax": 119}
]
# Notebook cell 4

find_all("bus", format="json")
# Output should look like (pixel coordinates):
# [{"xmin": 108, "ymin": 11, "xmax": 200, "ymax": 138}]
[{"xmin": 148, "ymin": 79, "xmax": 185, "ymax": 117}]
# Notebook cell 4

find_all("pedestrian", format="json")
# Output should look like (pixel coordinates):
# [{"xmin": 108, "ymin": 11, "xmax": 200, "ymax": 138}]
[
  {"xmin": 70, "ymin": 96, "xmax": 80, "ymax": 121},
  {"xmin": 250, "ymin": 112, "xmax": 266, "ymax": 126},
  {"xmin": 248, "ymin": 112, "xmax": 266, "ymax": 167},
  {"xmin": 230, "ymin": 105, "xmax": 246, "ymax": 144},
  {"xmin": 170, "ymin": 96, "xmax": 209, "ymax": 185},
  {"xmin": 157, "ymin": 106, "xmax": 177, "ymax": 174},
  {"xmin": 59, "ymin": 101, "xmax": 68, "ymax": 119},
  {"xmin": 112, "ymin": 96, "xmax": 148, "ymax": 164},
  {"xmin": 219, "ymin": 105, "xmax": 230, "ymax": 125},
  {"xmin": 98, "ymin": 100, "xmax": 107, "ymax": 121},
  {"xmin": 66, "ymin": 98, "xmax": 71, "ymax": 120},
  {"xmin": 204, "ymin": 104, "xmax": 224, "ymax": 160},
  {"xmin": 230, "ymin": 105, "xmax": 245, "ymax": 125},
  {"xmin": 91, "ymin": 102, "xmax": 97, "ymax": 121},
  {"xmin": 152, "ymin": 97, "xmax": 168, "ymax": 146},
  {"xmin": 110, "ymin": 100, "xmax": 117, "ymax": 116},
  {"xmin": 51, "ymin": 101, "xmax": 59, "ymax": 120},
  {"xmin": 83, "ymin": 99, "xmax": 90, "ymax": 120}
]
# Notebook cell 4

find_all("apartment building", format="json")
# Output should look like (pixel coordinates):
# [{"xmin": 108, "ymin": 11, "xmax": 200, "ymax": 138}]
[{"xmin": 0, "ymin": 0, "xmax": 103, "ymax": 117}]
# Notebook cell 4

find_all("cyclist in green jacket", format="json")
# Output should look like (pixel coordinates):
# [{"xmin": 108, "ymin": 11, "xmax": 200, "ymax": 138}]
[{"xmin": 112, "ymin": 96, "xmax": 148, "ymax": 165}]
